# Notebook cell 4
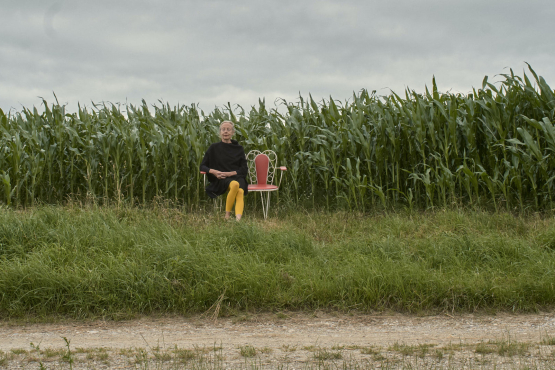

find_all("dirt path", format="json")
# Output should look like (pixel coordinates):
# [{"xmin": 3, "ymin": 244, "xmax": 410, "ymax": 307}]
[
  {"xmin": 3, "ymin": 312, "xmax": 555, "ymax": 350},
  {"xmin": 1, "ymin": 312, "xmax": 555, "ymax": 368}
]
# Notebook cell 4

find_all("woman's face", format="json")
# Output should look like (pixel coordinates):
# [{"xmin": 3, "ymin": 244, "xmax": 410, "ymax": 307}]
[{"xmin": 220, "ymin": 122, "xmax": 234, "ymax": 141}]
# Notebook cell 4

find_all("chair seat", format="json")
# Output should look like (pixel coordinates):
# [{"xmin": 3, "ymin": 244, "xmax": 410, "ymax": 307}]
[{"xmin": 248, "ymin": 184, "xmax": 279, "ymax": 191}]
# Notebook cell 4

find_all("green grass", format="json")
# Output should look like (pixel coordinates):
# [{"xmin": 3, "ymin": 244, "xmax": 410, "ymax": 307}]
[{"xmin": 1, "ymin": 205, "xmax": 555, "ymax": 319}]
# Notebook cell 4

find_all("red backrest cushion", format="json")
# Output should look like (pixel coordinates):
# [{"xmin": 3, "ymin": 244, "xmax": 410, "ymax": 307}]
[{"xmin": 254, "ymin": 154, "xmax": 270, "ymax": 185}]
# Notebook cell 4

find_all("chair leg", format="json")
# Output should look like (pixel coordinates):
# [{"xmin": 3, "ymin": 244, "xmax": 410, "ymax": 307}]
[
  {"xmin": 259, "ymin": 192, "xmax": 265, "ymax": 219},
  {"xmin": 266, "ymin": 192, "xmax": 271, "ymax": 219},
  {"xmin": 259, "ymin": 192, "xmax": 271, "ymax": 219},
  {"xmin": 213, "ymin": 197, "xmax": 223, "ymax": 211}
]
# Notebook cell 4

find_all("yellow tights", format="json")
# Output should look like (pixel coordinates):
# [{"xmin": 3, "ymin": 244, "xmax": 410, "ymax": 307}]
[{"xmin": 226, "ymin": 181, "xmax": 244, "ymax": 215}]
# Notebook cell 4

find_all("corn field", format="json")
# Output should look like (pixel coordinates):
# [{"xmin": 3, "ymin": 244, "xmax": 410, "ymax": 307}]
[{"xmin": 1, "ymin": 65, "xmax": 555, "ymax": 211}]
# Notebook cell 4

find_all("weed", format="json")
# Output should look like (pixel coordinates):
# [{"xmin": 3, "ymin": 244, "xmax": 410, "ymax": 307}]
[
  {"xmin": 173, "ymin": 348, "xmax": 196, "ymax": 362},
  {"xmin": 475, "ymin": 342, "xmax": 496, "ymax": 355},
  {"xmin": 29, "ymin": 342, "xmax": 41, "ymax": 352},
  {"xmin": 232, "ymin": 314, "xmax": 251, "ymax": 323},
  {"xmin": 281, "ymin": 345, "xmax": 297, "ymax": 352},
  {"xmin": 239, "ymin": 345, "xmax": 256, "ymax": 358},
  {"xmin": 443, "ymin": 342, "xmax": 468, "ymax": 352},
  {"xmin": 389, "ymin": 343, "xmax": 434, "ymax": 358},
  {"xmin": 314, "ymin": 349, "xmax": 342, "ymax": 360},
  {"xmin": 360, "ymin": 346, "xmax": 379, "ymax": 355},
  {"xmin": 134, "ymin": 348, "xmax": 149, "ymax": 364},
  {"xmin": 97, "ymin": 352, "xmax": 109, "ymax": 362},
  {"xmin": 259, "ymin": 347, "xmax": 273, "ymax": 354},
  {"xmin": 417, "ymin": 344, "xmax": 434, "ymax": 358},
  {"xmin": 496, "ymin": 340, "xmax": 529, "ymax": 357},
  {"xmin": 43, "ymin": 348, "xmax": 64, "ymax": 358},
  {"xmin": 389, "ymin": 342, "xmax": 414, "ymax": 356},
  {"xmin": 433, "ymin": 349, "xmax": 444, "ymax": 360},
  {"xmin": 153, "ymin": 351, "xmax": 172, "ymax": 361},
  {"xmin": 373, "ymin": 353, "xmax": 387, "ymax": 361},
  {"xmin": 61, "ymin": 336, "xmax": 74, "ymax": 369},
  {"xmin": 0, "ymin": 351, "xmax": 8, "ymax": 367},
  {"xmin": 89, "ymin": 352, "xmax": 110, "ymax": 361},
  {"xmin": 541, "ymin": 334, "xmax": 555, "ymax": 345},
  {"xmin": 118, "ymin": 348, "xmax": 136, "ymax": 356}
]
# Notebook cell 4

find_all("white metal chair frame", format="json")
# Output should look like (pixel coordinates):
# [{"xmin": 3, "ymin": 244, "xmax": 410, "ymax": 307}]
[{"xmin": 201, "ymin": 149, "xmax": 286, "ymax": 219}]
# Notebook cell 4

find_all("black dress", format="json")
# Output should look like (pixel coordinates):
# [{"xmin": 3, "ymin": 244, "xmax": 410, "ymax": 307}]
[{"xmin": 199, "ymin": 140, "xmax": 249, "ymax": 199}]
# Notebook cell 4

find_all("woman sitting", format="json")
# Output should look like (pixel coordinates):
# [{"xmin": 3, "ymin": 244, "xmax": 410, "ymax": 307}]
[{"xmin": 200, "ymin": 121, "xmax": 248, "ymax": 220}]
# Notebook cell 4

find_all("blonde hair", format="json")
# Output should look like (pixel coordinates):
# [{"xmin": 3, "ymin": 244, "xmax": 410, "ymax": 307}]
[{"xmin": 220, "ymin": 120, "xmax": 235, "ymax": 133}]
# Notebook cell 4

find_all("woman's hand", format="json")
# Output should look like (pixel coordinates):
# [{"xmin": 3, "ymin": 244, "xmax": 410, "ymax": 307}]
[
  {"xmin": 210, "ymin": 169, "xmax": 225, "ymax": 179},
  {"xmin": 218, "ymin": 172, "xmax": 235, "ymax": 179},
  {"xmin": 209, "ymin": 170, "xmax": 236, "ymax": 179}
]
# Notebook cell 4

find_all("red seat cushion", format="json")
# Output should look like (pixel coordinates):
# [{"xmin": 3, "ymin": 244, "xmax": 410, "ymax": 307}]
[{"xmin": 248, "ymin": 184, "xmax": 279, "ymax": 191}]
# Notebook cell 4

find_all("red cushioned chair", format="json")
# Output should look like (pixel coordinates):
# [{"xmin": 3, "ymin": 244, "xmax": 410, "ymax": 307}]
[{"xmin": 246, "ymin": 150, "xmax": 287, "ymax": 219}]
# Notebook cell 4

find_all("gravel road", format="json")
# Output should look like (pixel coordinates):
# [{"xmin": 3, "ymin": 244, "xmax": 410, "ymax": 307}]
[{"xmin": 1, "ymin": 312, "xmax": 555, "ymax": 369}]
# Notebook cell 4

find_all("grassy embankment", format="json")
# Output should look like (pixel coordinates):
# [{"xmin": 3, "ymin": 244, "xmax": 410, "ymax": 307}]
[{"xmin": 0, "ymin": 205, "xmax": 554, "ymax": 319}]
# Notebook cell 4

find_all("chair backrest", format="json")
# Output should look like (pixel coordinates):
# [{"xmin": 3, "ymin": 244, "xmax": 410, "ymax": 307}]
[{"xmin": 246, "ymin": 150, "xmax": 278, "ymax": 185}]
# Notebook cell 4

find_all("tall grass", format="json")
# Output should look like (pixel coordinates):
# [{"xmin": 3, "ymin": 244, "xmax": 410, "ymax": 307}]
[
  {"xmin": 0, "ymin": 205, "xmax": 554, "ymax": 318},
  {"xmin": 1, "ymin": 65, "xmax": 555, "ymax": 211}
]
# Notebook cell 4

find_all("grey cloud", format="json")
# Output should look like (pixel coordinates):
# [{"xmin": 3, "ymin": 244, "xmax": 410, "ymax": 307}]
[{"xmin": 1, "ymin": 0, "xmax": 554, "ymax": 113}]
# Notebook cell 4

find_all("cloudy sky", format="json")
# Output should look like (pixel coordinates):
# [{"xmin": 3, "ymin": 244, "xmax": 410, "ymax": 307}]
[{"xmin": 1, "ymin": 0, "xmax": 554, "ymax": 114}]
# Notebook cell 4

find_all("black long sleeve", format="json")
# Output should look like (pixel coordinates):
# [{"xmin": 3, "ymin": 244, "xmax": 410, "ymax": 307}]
[
  {"xmin": 200, "ymin": 149, "xmax": 212, "ymax": 174},
  {"xmin": 199, "ymin": 140, "xmax": 249, "ymax": 198}
]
